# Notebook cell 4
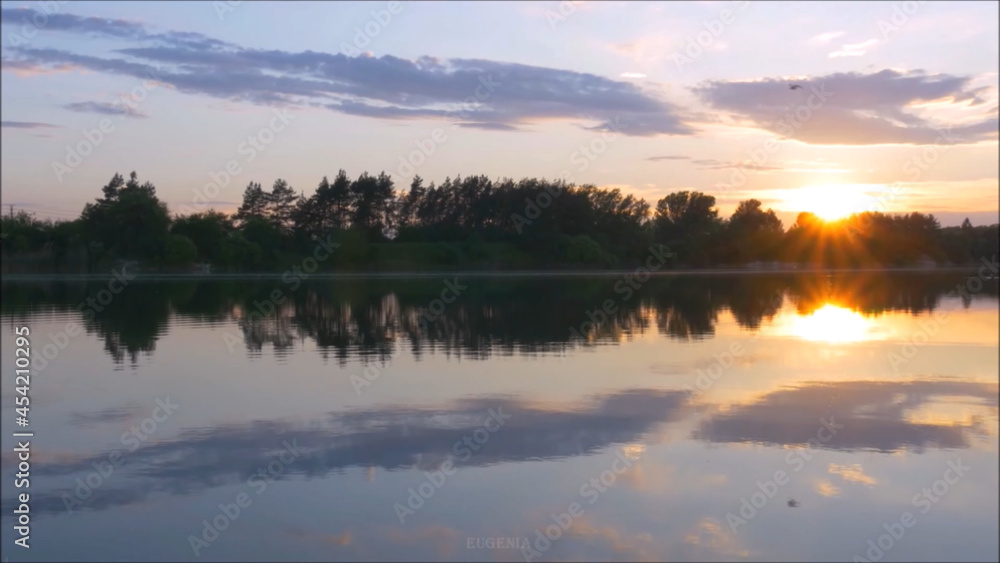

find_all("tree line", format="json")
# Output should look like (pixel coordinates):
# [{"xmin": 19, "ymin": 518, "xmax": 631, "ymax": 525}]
[{"xmin": 2, "ymin": 170, "xmax": 997, "ymax": 272}]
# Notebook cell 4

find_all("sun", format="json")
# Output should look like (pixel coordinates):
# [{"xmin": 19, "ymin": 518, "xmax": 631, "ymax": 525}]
[{"xmin": 781, "ymin": 184, "xmax": 885, "ymax": 221}]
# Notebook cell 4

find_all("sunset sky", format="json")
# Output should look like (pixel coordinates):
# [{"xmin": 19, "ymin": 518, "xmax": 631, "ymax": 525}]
[{"xmin": 1, "ymin": 0, "xmax": 997, "ymax": 226}]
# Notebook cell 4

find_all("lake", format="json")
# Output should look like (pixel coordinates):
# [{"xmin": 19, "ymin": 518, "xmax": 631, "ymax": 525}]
[{"xmin": 1, "ymin": 272, "xmax": 997, "ymax": 562}]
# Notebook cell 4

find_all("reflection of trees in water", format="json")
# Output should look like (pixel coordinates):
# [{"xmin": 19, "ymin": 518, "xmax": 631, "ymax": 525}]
[
  {"xmin": 2, "ymin": 273, "xmax": 995, "ymax": 366},
  {"xmin": 783, "ymin": 272, "xmax": 980, "ymax": 316}
]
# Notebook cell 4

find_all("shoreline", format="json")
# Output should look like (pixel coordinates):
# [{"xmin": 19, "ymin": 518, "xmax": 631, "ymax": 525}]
[{"xmin": 1, "ymin": 265, "xmax": 990, "ymax": 282}]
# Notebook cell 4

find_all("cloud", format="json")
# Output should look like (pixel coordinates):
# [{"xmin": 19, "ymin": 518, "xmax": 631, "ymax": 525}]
[
  {"xmin": 809, "ymin": 31, "xmax": 846, "ymax": 45},
  {"xmin": 1, "ymin": 9, "xmax": 696, "ymax": 136},
  {"xmin": 64, "ymin": 101, "xmax": 149, "ymax": 118},
  {"xmin": 0, "ymin": 7, "xmax": 236, "ymax": 50},
  {"xmin": 458, "ymin": 121, "xmax": 522, "ymax": 131},
  {"xmin": 646, "ymin": 155, "xmax": 690, "ymax": 161},
  {"xmin": 692, "ymin": 69, "xmax": 999, "ymax": 145},
  {"xmin": 620, "ymin": 72, "xmax": 646, "ymax": 79},
  {"xmin": 0, "ymin": 7, "xmax": 145, "ymax": 38},
  {"xmin": 828, "ymin": 39, "xmax": 878, "ymax": 59},
  {"xmin": 1, "ymin": 120, "xmax": 58, "ymax": 128},
  {"xmin": 1, "ymin": 58, "xmax": 77, "ymax": 76},
  {"xmin": 692, "ymin": 158, "xmax": 782, "ymax": 171}
]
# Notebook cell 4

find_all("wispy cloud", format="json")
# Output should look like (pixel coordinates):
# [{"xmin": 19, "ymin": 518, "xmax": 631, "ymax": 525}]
[
  {"xmin": 693, "ymin": 158, "xmax": 783, "ymax": 171},
  {"xmin": 0, "ymin": 7, "xmax": 236, "ymax": 50},
  {"xmin": 828, "ymin": 39, "xmax": 878, "ymax": 59},
  {"xmin": 646, "ymin": 155, "xmax": 690, "ymax": 161},
  {"xmin": 64, "ymin": 101, "xmax": 149, "ymax": 118},
  {"xmin": 1, "ymin": 120, "xmax": 58, "ymax": 129},
  {"xmin": 809, "ymin": 31, "xmax": 846, "ymax": 45}
]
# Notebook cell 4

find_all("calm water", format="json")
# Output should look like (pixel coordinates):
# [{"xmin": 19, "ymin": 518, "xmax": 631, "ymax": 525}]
[{"xmin": 1, "ymin": 273, "xmax": 997, "ymax": 562}]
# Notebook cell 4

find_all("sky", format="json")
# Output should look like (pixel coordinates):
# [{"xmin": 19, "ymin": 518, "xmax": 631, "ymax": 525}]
[{"xmin": 0, "ymin": 0, "xmax": 997, "ymax": 226}]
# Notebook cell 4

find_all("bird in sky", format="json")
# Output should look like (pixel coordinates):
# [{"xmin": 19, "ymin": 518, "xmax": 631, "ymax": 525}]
[{"xmin": 789, "ymin": 84, "xmax": 803, "ymax": 90}]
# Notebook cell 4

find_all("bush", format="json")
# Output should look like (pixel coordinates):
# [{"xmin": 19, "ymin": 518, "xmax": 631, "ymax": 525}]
[{"xmin": 164, "ymin": 234, "xmax": 198, "ymax": 266}]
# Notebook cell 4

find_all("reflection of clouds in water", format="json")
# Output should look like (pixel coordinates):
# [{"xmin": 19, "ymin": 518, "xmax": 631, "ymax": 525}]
[
  {"xmin": 68, "ymin": 404, "xmax": 143, "ymax": 427},
  {"xmin": 285, "ymin": 527, "xmax": 352, "ymax": 547},
  {"xmin": 684, "ymin": 517, "xmax": 751, "ymax": 559},
  {"xmin": 695, "ymin": 379, "xmax": 998, "ymax": 452},
  {"xmin": 386, "ymin": 525, "xmax": 461, "ymax": 559},
  {"xmin": 5, "ymin": 378, "xmax": 995, "ymax": 522},
  {"xmin": 565, "ymin": 517, "xmax": 656, "ymax": 560},
  {"xmin": 815, "ymin": 479, "xmax": 842, "ymax": 497},
  {"xmin": 829, "ymin": 463, "xmax": 877, "ymax": 486},
  {"xmin": 5, "ymin": 390, "xmax": 688, "ymax": 517}
]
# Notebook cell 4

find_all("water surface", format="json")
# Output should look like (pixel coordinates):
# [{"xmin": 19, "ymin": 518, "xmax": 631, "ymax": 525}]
[{"xmin": 1, "ymin": 272, "xmax": 997, "ymax": 562}]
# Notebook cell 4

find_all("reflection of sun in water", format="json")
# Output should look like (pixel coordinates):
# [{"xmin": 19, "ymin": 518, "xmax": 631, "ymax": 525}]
[
  {"xmin": 621, "ymin": 443, "xmax": 646, "ymax": 460},
  {"xmin": 791, "ymin": 304, "xmax": 874, "ymax": 343}
]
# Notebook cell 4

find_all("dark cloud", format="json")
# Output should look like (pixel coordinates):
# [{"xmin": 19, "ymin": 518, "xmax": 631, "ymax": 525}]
[
  {"xmin": 64, "ymin": 101, "xmax": 148, "ymax": 118},
  {"xmin": 693, "ymin": 70, "xmax": 998, "ymax": 145},
  {"xmin": 1, "ymin": 120, "xmax": 58, "ymax": 128},
  {"xmin": 1, "ymin": 10, "xmax": 695, "ymax": 136},
  {"xmin": 0, "ymin": 8, "xmax": 145, "ymax": 39},
  {"xmin": 0, "ymin": 8, "xmax": 235, "ymax": 50}
]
